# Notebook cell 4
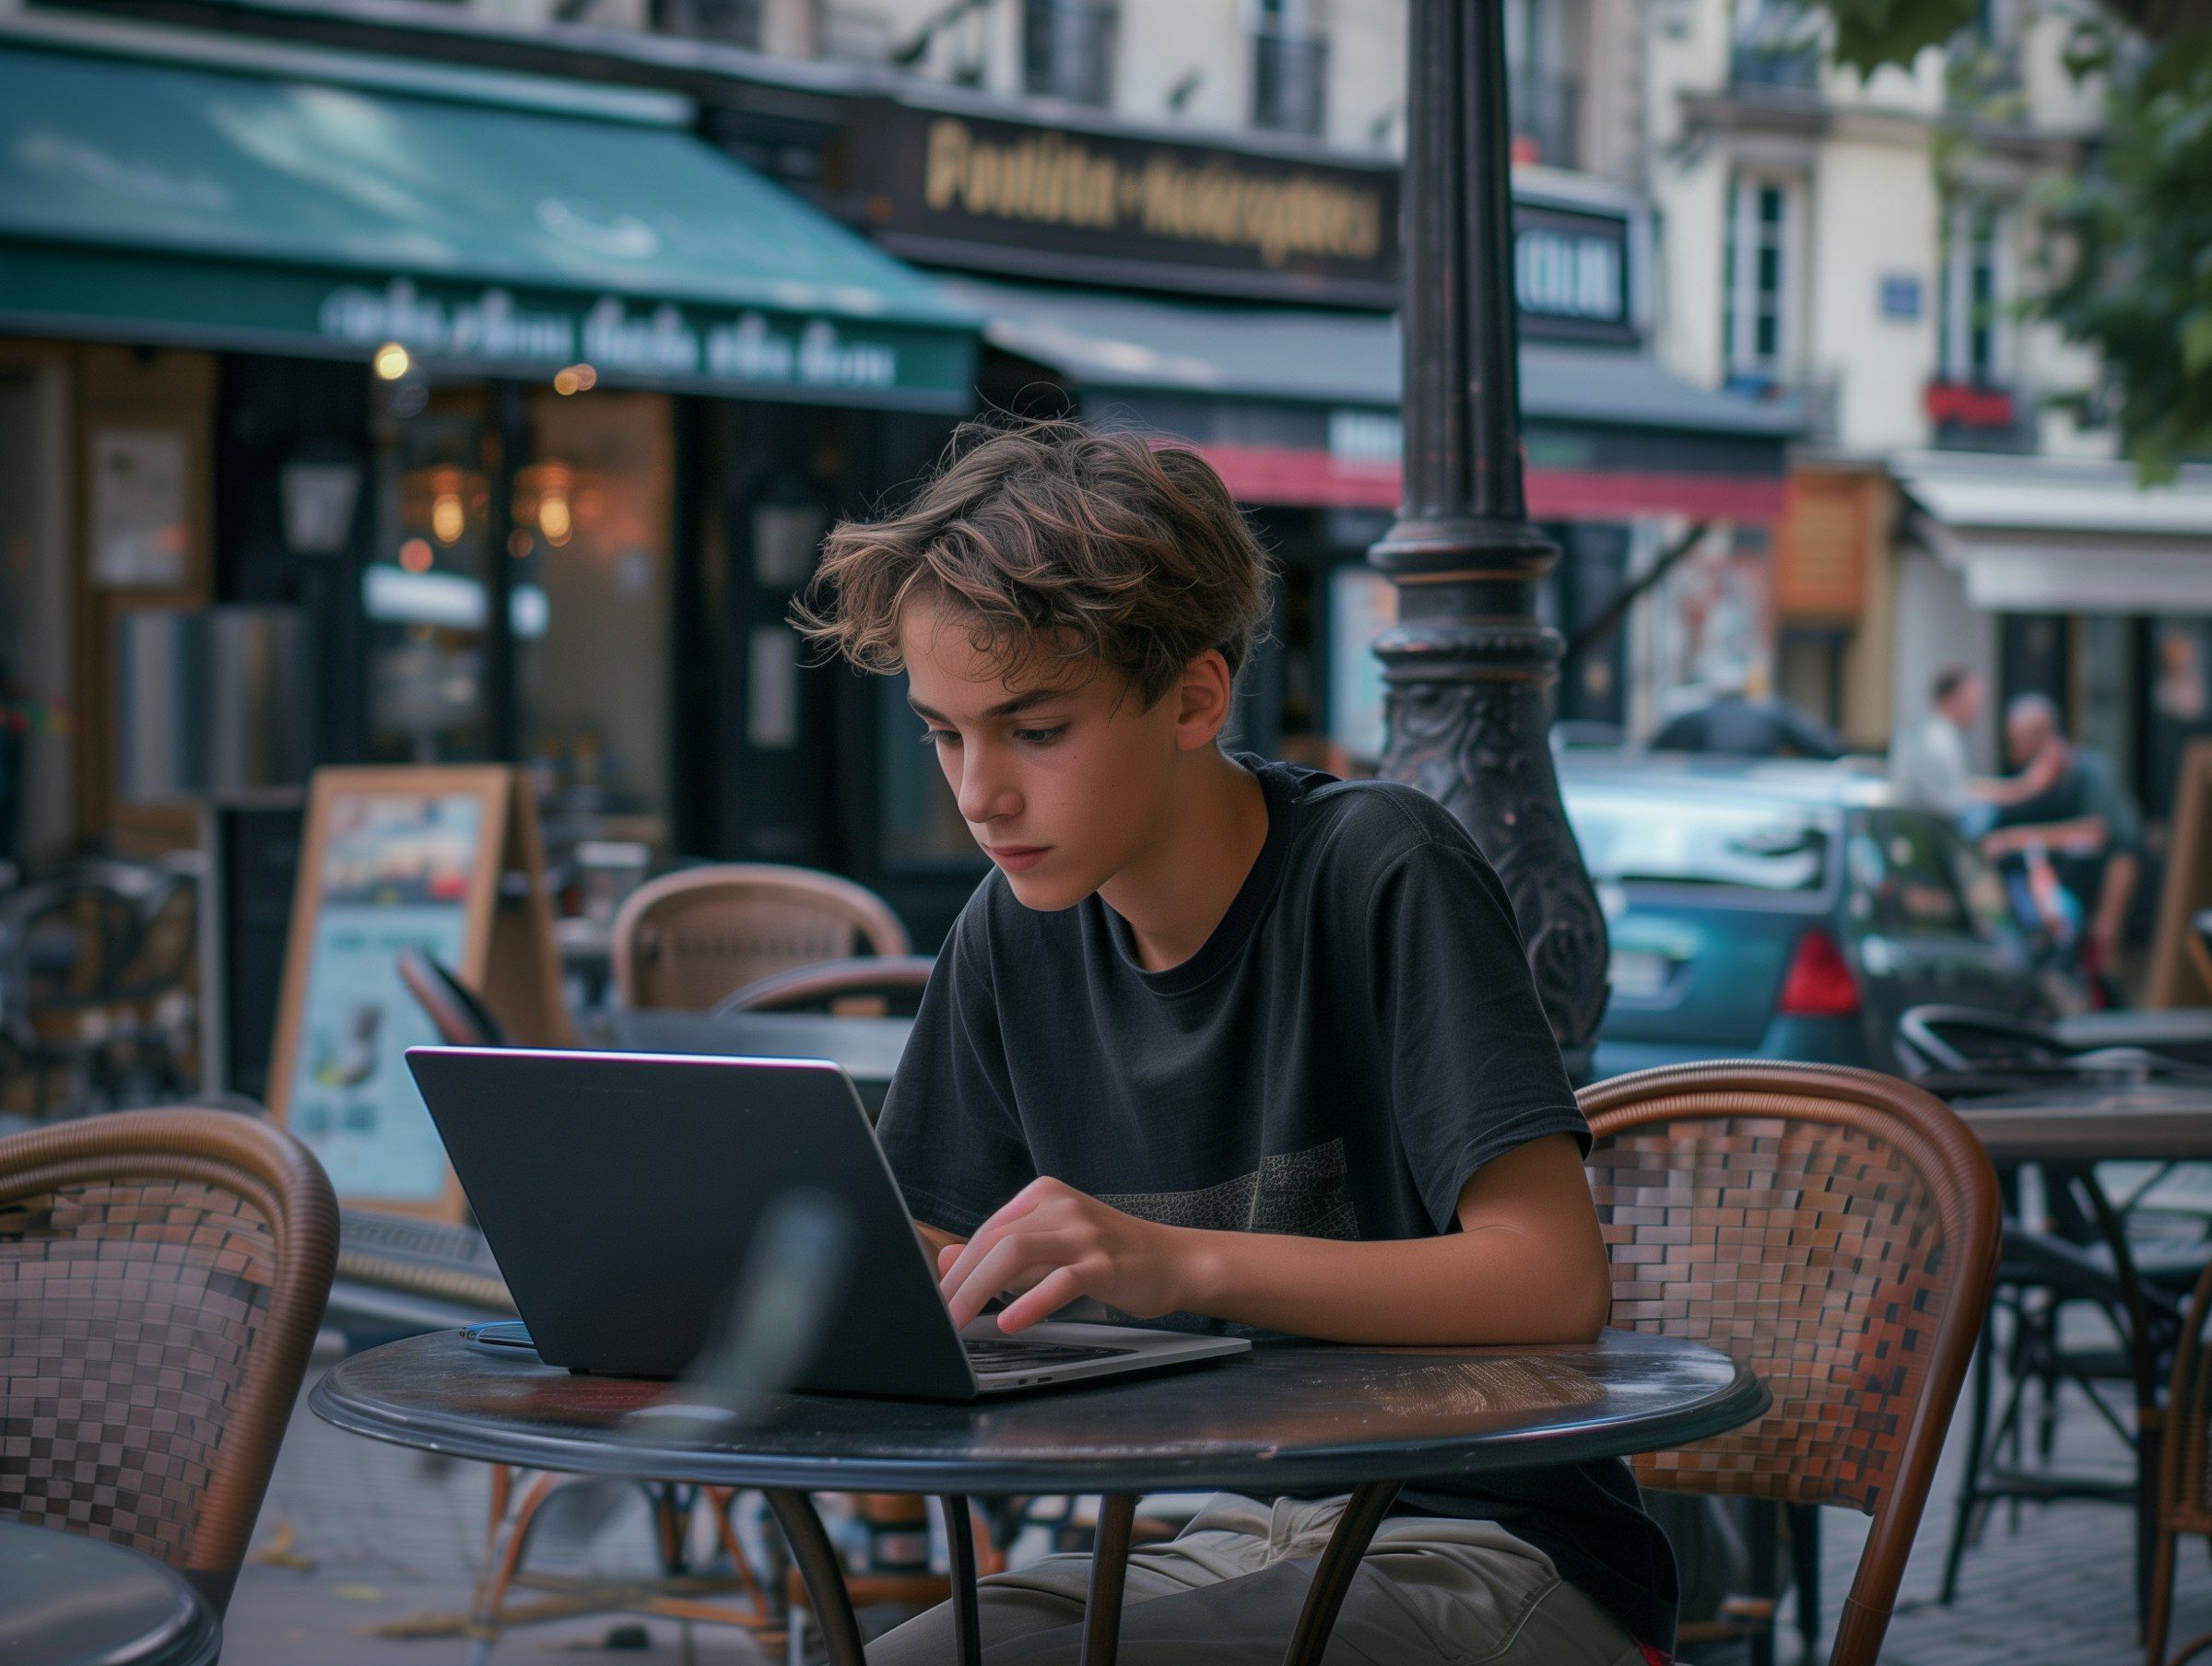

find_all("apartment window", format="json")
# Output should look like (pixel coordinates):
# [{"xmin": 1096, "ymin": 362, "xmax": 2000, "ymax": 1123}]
[
  {"xmin": 1023, "ymin": 0, "xmax": 1117, "ymax": 107},
  {"xmin": 1252, "ymin": 0, "xmax": 1327, "ymax": 135},
  {"xmin": 1938, "ymin": 202, "xmax": 2008, "ymax": 385},
  {"xmin": 651, "ymin": 0, "xmax": 762, "ymax": 48},
  {"xmin": 1724, "ymin": 175, "xmax": 1795, "ymax": 381},
  {"xmin": 1503, "ymin": 0, "xmax": 1579, "ymax": 165}
]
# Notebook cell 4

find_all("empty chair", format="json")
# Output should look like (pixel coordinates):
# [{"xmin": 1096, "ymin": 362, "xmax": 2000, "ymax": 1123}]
[
  {"xmin": 1580, "ymin": 1060, "xmax": 2001, "ymax": 1666},
  {"xmin": 0, "ymin": 1108, "xmax": 337, "ymax": 1615},
  {"xmin": 611, "ymin": 864, "xmax": 910, "ymax": 1013},
  {"xmin": 712, "ymin": 954, "xmax": 937, "ymax": 1018}
]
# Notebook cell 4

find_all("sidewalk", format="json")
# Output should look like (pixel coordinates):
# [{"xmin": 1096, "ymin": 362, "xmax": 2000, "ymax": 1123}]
[{"xmin": 220, "ymin": 1335, "xmax": 2204, "ymax": 1665}]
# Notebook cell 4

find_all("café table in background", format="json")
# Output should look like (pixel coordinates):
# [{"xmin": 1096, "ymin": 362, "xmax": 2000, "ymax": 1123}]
[
  {"xmin": 311, "ymin": 1327, "xmax": 1765, "ymax": 1666},
  {"xmin": 1952, "ymin": 1078, "xmax": 2212, "ymax": 1619}
]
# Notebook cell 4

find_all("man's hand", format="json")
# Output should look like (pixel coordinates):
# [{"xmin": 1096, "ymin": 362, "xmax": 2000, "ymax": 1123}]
[{"xmin": 935, "ymin": 1177, "xmax": 1188, "ymax": 1332}]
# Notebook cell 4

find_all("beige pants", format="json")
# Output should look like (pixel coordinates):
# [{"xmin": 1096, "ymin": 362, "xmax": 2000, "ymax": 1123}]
[{"xmin": 866, "ymin": 1493, "xmax": 1644, "ymax": 1665}]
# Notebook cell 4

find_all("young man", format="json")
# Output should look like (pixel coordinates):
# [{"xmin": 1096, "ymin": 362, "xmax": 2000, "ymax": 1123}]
[{"xmin": 796, "ymin": 419, "xmax": 1674, "ymax": 1665}]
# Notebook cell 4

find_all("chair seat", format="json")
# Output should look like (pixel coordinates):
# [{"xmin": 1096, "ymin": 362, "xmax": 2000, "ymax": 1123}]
[{"xmin": 0, "ymin": 1520, "xmax": 221, "ymax": 1666}]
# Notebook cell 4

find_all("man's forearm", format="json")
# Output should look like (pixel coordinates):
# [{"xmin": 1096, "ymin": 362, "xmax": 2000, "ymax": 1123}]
[{"xmin": 1173, "ymin": 1223, "xmax": 1610, "ymax": 1347}]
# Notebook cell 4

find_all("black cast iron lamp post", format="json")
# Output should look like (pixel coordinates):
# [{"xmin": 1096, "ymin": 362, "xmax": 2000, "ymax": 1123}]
[{"xmin": 1371, "ymin": 0, "xmax": 1609, "ymax": 1077}]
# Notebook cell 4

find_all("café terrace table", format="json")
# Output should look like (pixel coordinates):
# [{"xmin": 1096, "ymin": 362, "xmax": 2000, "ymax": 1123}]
[
  {"xmin": 311, "ymin": 1328, "xmax": 1766, "ymax": 1666},
  {"xmin": 1951, "ymin": 1077, "xmax": 2212, "ymax": 1615}
]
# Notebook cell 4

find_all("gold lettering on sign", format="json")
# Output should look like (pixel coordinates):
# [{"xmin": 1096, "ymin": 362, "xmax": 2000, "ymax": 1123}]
[{"xmin": 917, "ymin": 117, "xmax": 1383, "ymax": 268}]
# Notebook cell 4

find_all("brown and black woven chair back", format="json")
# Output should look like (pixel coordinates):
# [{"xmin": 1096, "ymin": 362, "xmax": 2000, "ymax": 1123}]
[
  {"xmin": 1580, "ymin": 1060, "xmax": 2000, "ymax": 1666},
  {"xmin": 0, "ymin": 1109, "xmax": 338, "ymax": 1616},
  {"xmin": 611, "ymin": 863, "xmax": 912, "ymax": 1013}
]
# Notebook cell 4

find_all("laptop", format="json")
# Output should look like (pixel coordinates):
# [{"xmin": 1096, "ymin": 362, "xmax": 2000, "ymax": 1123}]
[{"xmin": 403, "ymin": 1047, "xmax": 1250, "ymax": 1398}]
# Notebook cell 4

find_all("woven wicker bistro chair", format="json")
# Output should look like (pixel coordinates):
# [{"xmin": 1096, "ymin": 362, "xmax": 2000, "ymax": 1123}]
[
  {"xmin": 610, "ymin": 865, "xmax": 912, "ymax": 1013},
  {"xmin": 1580, "ymin": 1060, "xmax": 2002, "ymax": 1666},
  {"xmin": 2145, "ymin": 1253, "xmax": 2212, "ymax": 1665},
  {"xmin": 712, "ymin": 955, "xmax": 937, "ymax": 1018},
  {"xmin": 0, "ymin": 1108, "xmax": 338, "ymax": 1615}
]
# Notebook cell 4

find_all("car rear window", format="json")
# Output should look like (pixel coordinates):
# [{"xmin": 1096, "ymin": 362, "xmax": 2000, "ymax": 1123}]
[
  {"xmin": 1563, "ymin": 785, "xmax": 1834, "ymax": 893},
  {"xmin": 1850, "ymin": 813, "xmax": 1989, "ymax": 937}
]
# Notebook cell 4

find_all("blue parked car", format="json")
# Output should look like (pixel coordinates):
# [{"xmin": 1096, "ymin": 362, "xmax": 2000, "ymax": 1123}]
[{"xmin": 1555, "ymin": 750, "xmax": 2041, "ymax": 1081}]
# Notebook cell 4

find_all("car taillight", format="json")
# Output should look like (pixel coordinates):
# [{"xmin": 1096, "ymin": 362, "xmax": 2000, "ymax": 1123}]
[{"xmin": 1778, "ymin": 927, "xmax": 1860, "ymax": 1017}]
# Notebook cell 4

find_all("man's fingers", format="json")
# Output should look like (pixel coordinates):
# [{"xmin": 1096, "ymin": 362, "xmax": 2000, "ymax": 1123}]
[{"xmin": 995, "ymin": 1266, "xmax": 1088, "ymax": 1334}]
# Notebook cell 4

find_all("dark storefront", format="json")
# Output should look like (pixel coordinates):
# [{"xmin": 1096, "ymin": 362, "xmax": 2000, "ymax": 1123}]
[
  {"xmin": 819, "ymin": 93, "xmax": 1797, "ymax": 939},
  {"xmin": 0, "ymin": 18, "xmax": 980, "ymax": 1086}
]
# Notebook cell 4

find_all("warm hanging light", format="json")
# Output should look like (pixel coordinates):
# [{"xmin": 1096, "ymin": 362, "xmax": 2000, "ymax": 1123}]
[
  {"xmin": 538, "ymin": 490, "xmax": 572, "ymax": 546},
  {"xmin": 372, "ymin": 342, "xmax": 411, "ymax": 381}
]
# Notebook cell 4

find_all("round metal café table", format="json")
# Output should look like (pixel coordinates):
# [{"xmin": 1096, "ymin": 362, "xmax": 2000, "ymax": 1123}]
[
  {"xmin": 312, "ymin": 1327, "xmax": 1765, "ymax": 1666},
  {"xmin": 0, "ymin": 1519, "xmax": 222, "ymax": 1666}
]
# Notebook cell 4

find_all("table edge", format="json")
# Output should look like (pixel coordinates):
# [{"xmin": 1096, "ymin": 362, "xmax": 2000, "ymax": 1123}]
[{"xmin": 307, "ymin": 1342, "xmax": 1770, "ymax": 1495}]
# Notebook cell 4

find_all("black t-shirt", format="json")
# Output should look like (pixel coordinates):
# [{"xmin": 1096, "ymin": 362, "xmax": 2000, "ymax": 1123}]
[
  {"xmin": 877, "ymin": 755, "xmax": 1678, "ymax": 1651},
  {"xmin": 1992, "ymin": 747, "xmax": 2143, "ymax": 906}
]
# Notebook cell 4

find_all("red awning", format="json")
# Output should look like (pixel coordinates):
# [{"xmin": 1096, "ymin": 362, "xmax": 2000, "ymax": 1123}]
[{"xmin": 1194, "ymin": 442, "xmax": 1788, "ymax": 524}]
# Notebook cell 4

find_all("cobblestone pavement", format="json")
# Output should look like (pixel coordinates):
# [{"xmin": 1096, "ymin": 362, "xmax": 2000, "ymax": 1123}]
[{"xmin": 218, "ymin": 1334, "xmax": 2201, "ymax": 1666}]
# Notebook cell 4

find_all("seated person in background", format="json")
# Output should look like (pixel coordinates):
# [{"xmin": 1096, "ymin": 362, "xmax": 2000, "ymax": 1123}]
[
  {"xmin": 794, "ymin": 416, "xmax": 1671, "ymax": 1666},
  {"xmin": 1982, "ymin": 693, "xmax": 2143, "ymax": 991}
]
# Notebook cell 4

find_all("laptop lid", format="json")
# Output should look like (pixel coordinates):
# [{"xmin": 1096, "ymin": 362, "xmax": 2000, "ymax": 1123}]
[{"xmin": 404, "ymin": 1046, "xmax": 979, "ymax": 1397}]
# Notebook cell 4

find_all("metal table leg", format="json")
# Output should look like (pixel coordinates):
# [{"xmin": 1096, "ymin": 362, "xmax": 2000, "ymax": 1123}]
[
  {"xmin": 763, "ymin": 1490, "xmax": 865, "ymax": 1666},
  {"xmin": 1080, "ymin": 1494, "xmax": 1136, "ymax": 1666},
  {"xmin": 2075, "ymin": 1170, "xmax": 2166, "ymax": 1638},
  {"xmin": 939, "ymin": 1494, "xmax": 982, "ymax": 1666},
  {"xmin": 1281, "ymin": 1481, "xmax": 1402, "ymax": 1666}
]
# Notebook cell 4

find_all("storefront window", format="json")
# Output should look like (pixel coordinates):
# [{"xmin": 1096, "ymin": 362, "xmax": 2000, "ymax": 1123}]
[
  {"xmin": 513, "ymin": 389, "xmax": 674, "ymax": 846},
  {"xmin": 878, "ymin": 672, "xmax": 978, "ymax": 867},
  {"xmin": 362, "ymin": 382, "xmax": 675, "ymax": 846},
  {"xmin": 365, "ymin": 386, "xmax": 496, "ymax": 765}
]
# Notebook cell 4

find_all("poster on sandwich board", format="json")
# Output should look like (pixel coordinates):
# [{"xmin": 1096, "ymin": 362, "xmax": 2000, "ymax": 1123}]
[{"xmin": 266, "ymin": 765, "xmax": 568, "ymax": 1220}]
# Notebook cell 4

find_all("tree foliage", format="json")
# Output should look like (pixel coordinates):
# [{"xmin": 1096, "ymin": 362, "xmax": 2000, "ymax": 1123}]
[{"xmin": 1806, "ymin": 1, "xmax": 2212, "ymax": 475}]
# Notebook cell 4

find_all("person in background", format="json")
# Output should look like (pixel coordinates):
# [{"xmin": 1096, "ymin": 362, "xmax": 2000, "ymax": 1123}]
[
  {"xmin": 1649, "ymin": 662, "xmax": 1844, "ymax": 760},
  {"xmin": 1888, "ymin": 666, "xmax": 2058, "ymax": 834},
  {"xmin": 1981, "ymin": 693, "xmax": 2145, "ymax": 998}
]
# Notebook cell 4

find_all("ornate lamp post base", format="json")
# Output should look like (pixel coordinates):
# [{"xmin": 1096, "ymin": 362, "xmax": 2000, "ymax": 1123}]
[{"xmin": 1372, "ymin": 5, "xmax": 1609, "ymax": 1077}]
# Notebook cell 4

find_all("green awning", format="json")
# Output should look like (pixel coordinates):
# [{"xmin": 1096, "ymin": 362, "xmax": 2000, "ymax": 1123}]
[{"xmin": 0, "ymin": 24, "xmax": 980, "ymax": 408}]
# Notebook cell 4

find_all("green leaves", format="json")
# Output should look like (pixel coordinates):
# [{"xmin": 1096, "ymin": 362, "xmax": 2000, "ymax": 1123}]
[
  {"xmin": 1799, "ymin": 1, "xmax": 2212, "ymax": 475},
  {"xmin": 1821, "ymin": 0, "xmax": 1976, "ymax": 75}
]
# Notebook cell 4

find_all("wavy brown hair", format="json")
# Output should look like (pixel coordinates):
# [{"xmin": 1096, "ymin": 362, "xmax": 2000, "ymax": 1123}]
[{"xmin": 792, "ymin": 416, "xmax": 1273, "ymax": 707}]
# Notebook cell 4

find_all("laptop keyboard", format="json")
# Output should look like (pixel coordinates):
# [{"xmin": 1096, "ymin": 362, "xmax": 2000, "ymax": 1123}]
[{"xmin": 964, "ymin": 1338, "xmax": 1135, "ymax": 1372}]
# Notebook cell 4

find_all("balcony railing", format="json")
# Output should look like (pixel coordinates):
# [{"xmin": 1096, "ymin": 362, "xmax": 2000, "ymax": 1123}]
[
  {"xmin": 1731, "ymin": 39, "xmax": 1822, "ymax": 91},
  {"xmin": 1730, "ymin": 3, "xmax": 1823, "ymax": 94},
  {"xmin": 653, "ymin": 0, "xmax": 763, "ymax": 49},
  {"xmin": 1252, "ymin": 26, "xmax": 1328, "ymax": 136},
  {"xmin": 1022, "ymin": 0, "xmax": 1117, "ymax": 107},
  {"xmin": 1507, "ymin": 70, "xmax": 1581, "ymax": 169}
]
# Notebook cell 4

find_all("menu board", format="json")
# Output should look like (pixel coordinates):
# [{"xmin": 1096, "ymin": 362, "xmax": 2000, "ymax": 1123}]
[
  {"xmin": 267, "ymin": 767, "xmax": 566, "ymax": 1219},
  {"xmin": 2149, "ymin": 739, "xmax": 2212, "ymax": 1008}
]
